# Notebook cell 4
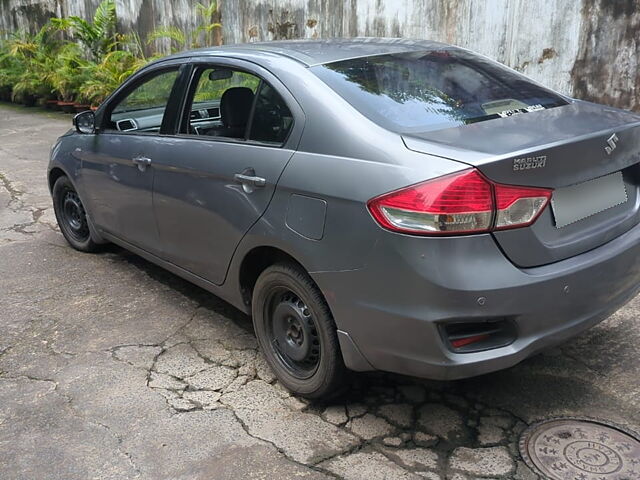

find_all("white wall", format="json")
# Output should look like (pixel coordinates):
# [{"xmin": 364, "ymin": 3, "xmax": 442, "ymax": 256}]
[{"xmin": 1, "ymin": 0, "xmax": 638, "ymax": 110}]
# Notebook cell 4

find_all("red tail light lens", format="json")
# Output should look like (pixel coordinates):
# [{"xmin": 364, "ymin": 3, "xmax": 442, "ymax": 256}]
[{"xmin": 368, "ymin": 169, "xmax": 552, "ymax": 235}]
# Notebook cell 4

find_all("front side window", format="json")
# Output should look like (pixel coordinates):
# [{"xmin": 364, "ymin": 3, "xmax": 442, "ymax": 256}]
[
  {"xmin": 311, "ymin": 49, "xmax": 568, "ymax": 134},
  {"xmin": 108, "ymin": 69, "xmax": 179, "ymax": 133}
]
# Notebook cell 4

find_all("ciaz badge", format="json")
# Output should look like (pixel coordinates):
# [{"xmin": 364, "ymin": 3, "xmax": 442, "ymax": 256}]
[{"xmin": 513, "ymin": 155, "xmax": 547, "ymax": 171}]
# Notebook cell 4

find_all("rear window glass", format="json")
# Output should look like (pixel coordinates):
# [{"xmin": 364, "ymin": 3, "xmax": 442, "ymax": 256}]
[{"xmin": 310, "ymin": 49, "xmax": 568, "ymax": 133}]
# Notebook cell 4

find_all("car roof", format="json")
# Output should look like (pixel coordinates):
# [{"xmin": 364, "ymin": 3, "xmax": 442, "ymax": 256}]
[{"xmin": 163, "ymin": 37, "xmax": 455, "ymax": 67}]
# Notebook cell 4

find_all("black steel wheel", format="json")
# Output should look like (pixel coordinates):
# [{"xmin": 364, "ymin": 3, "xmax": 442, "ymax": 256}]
[
  {"xmin": 61, "ymin": 189, "xmax": 89, "ymax": 242},
  {"xmin": 252, "ymin": 262, "xmax": 348, "ymax": 399},
  {"xmin": 266, "ymin": 288, "xmax": 321, "ymax": 379},
  {"xmin": 52, "ymin": 176, "xmax": 101, "ymax": 252}
]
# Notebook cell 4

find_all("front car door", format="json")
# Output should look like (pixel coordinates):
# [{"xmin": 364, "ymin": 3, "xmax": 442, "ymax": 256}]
[
  {"xmin": 151, "ymin": 58, "xmax": 304, "ymax": 285},
  {"xmin": 80, "ymin": 63, "xmax": 185, "ymax": 255}
]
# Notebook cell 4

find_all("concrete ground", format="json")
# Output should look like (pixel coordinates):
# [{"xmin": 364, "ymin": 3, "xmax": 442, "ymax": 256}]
[{"xmin": 0, "ymin": 103, "xmax": 638, "ymax": 480}]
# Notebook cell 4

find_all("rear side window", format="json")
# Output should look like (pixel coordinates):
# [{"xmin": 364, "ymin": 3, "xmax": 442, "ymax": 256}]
[
  {"xmin": 311, "ymin": 49, "xmax": 568, "ymax": 134},
  {"xmin": 249, "ymin": 82, "xmax": 294, "ymax": 144},
  {"xmin": 180, "ymin": 65, "xmax": 294, "ymax": 145},
  {"xmin": 183, "ymin": 68, "xmax": 260, "ymax": 138}
]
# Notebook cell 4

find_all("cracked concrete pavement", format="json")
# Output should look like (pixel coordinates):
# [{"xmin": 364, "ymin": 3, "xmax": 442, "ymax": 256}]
[{"xmin": 0, "ymin": 103, "xmax": 639, "ymax": 479}]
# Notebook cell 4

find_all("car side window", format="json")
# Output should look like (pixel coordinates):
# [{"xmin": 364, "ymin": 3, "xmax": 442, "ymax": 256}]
[
  {"xmin": 184, "ymin": 68, "xmax": 260, "ymax": 138},
  {"xmin": 248, "ymin": 82, "xmax": 294, "ymax": 144},
  {"xmin": 107, "ymin": 69, "xmax": 179, "ymax": 133}
]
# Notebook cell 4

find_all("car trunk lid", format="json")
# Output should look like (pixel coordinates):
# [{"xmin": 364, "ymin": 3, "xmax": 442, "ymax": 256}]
[{"xmin": 403, "ymin": 101, "xmax": 640, "ymax": 267}]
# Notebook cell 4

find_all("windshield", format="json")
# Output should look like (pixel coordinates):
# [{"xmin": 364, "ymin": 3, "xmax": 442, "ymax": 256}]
[{"xmin": 311, "ymin": 49, "xmax": 569, "ymax": 133}]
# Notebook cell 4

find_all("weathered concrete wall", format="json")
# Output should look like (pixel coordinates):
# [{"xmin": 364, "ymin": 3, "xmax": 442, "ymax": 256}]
[{"xmin": 1, "ymin": 0, "xmax": 638, "ymax": 111}]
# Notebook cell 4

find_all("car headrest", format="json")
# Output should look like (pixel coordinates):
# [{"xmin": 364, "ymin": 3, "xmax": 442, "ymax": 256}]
[{"xmin": 220, "ymin": 87, "xmax": 254, "ymax": 128}]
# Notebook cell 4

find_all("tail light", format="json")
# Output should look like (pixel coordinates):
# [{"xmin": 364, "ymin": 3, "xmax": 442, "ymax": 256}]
[{"xmin": 367, "ymin": 169, "xmax": 552, "ymax": 235}]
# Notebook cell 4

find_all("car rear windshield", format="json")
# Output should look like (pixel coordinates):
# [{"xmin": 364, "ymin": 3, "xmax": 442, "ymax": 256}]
[{"xmin": 310, "ymin": 49, "xmax": 569, "ymax": 134}]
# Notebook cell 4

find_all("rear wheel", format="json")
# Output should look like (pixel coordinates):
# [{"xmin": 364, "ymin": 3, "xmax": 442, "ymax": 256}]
[
  {"xmin": 52, "ymin": 176, "xmax": 101, "ymax": 252},
  {"xmin": 252, "ymin": 263, "xmax": 348, "ymax": 399}
]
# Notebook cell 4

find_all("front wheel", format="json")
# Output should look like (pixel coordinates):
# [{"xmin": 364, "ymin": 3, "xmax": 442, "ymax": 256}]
[
  {"xmin": 52, "ymin": 176, "xmax": 101, "ymax": 252},
  {"xmin": 252, "ymin": 263, "xmax": 348, "ymax": 399}
]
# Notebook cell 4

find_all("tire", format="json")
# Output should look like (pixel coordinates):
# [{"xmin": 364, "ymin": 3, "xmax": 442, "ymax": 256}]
[
  {"xmin": 252, "ymin": 262, "xmax": 348, "ymax": 399},
  {"xmin": 52, "ymin": 176, "xmax": 101, "ymax": 252}
]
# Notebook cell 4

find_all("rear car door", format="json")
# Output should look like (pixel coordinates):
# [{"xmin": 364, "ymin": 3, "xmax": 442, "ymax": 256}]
[
  {"xmin": 81, "ymin": 64, "xmax": 185, "ymax": 254},
  {"xmin": 151, "ymin": 58, "xmax": 304, "ymax": 285}
]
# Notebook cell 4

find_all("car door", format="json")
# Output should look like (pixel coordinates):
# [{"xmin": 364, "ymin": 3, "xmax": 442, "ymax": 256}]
[
  {"xmin": 151, "ymin": 58, "xmax": 304, "ymax": 285},
  {"xmin": 80, "ymin": 64, "xmax": 185, "ymax": 255}
]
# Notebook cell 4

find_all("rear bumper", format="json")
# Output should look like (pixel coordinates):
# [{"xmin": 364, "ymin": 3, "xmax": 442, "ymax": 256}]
[{"xmin": 311, "ymin": 222, "xmax": 640, "ymax": 380}]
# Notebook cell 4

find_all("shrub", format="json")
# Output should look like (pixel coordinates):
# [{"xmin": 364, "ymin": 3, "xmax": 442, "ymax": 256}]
[
  {"xmin": 0, "ymin": 0, "xmax": 223, "ymax": 107},
  {"xmin": 79, "ymin": 50, "xmax": 147, "ymax": 105},
  {"xmin": 6, "ymin": 26, "xmax": 61, "ymax": 102},
  {"xmin": 50, "ymin": 0, "xmax": 117, "ymax": 63},
  {"xmin": 0, "ymin": 38, "xmax": 22, "ymax": 101}
]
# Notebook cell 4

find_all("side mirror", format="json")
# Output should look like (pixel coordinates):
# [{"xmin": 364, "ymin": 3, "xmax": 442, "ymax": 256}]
[{"xmin": 73, "ymin": 111, "xmax": 96, "ymax": 134}]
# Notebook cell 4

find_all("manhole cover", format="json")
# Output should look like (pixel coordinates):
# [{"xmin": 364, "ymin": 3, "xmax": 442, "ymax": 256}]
[{"xmin": 519, "ymin": 418, "xmax": 640, "ymax": 480}]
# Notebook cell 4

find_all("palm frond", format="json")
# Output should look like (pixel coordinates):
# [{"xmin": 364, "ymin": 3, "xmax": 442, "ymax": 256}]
[
  {"xmin": 196, "ymin": 1, "xmax": 219, "ymax": 18},
  {"xmin": 147, "ymin": 26, "xmax": 187, "ymax": 52},
  {"xmin": 93, "ymin": 0, "xmax": 117, "ymax": 36}
]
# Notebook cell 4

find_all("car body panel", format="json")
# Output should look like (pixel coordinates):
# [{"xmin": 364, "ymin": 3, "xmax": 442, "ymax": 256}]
[
  {"xmin": 152, "ymin": 138, "xmax": 296, "ymax": 284},
  {"xmin": 167, "ymin": 37, "xmax": 451, "ymax": 67},
  {"xmin": 76, "ymin": 134, "xmax": 162, "ymax": 253},
  {"xmin": 403, "ymin": 101, "xmax": 640, "ymax": 187},
  {"xmin": 149, "ymin": 56, "xmax": 306, "ymax": 285},
  {"xmin": 311, "ymin": 218, "xmax": 640, "ymax": 380}
]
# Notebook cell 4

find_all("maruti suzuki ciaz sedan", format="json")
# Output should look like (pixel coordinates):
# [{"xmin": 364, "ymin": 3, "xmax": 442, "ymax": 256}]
[{"xmin": 48, "ymin": 38, "xmax": 640, "ymax": 398}]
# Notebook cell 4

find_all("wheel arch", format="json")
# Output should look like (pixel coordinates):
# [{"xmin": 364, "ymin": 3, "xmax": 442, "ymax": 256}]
[
  {"xmin": 48, "ymin": 166, "xmax": 107, "ymax": 245},
  {"xmin": 234, "ymin": 243, "xmax": 375, "ymax": 374},
  {"xmin": 237, "ymin": 245, "xmax": 310, "ymax": 308},
  {"xmin": 48, "ymin": 166, "xmax": 69, "ymax": 193}
]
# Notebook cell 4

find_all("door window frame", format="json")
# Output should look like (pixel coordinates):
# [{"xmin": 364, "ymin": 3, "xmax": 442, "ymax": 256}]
[
  {"xmin": 171, "ymin": 57, "xmax": 305, "ymax": 149},
  {"xmin": 96, "ymin": 60, "xmax": 191, "ymax": 137}
]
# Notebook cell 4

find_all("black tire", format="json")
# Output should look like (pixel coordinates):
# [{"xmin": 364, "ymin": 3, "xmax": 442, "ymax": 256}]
[
  {"xmin": 252, "ymin": 262, "xmax": 348, "ymax": 399},
  {"xmin": 52, "ymin": 176, "xmax": 101, "ymax": 252}
]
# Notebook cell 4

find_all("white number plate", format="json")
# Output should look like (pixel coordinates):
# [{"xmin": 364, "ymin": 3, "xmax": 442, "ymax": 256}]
[{"xmin": 551, "ymin": 172, "xmax": 627, "ymax": 228}]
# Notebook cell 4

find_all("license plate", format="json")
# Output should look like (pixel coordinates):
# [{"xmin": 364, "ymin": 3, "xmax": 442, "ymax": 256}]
[{"xmin": 551, "ymin": 172, "xmax": 627, "ymax": 228}]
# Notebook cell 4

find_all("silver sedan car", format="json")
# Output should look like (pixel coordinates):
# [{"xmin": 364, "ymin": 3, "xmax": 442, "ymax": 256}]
[{"xmin": 48, "ymin": 38, "xmax": 640, "ymax": 398}]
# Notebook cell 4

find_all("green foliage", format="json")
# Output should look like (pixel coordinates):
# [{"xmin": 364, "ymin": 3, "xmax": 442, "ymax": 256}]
[
  {"xmin": 147, "ymin": 26, "xmax": 188, "ymax": 52},
  {"xmin": 0, "ymin": 38, "xmax": 23, "ymax": 98},
  {"xmin": 80, "ymin": 50, "xmax": 148, "ymax": 105},
  {"xmin": 0, "ymin": 0, "xmax": 224, "ymax": 106},
  {"xmin": 49, "ymin": 42, "xmax": 91, "ymax": 102},
  {"xmin": 113, "ymin": 69, "xmax": 179, "ymax": 112},
  {"xmin": 51, "ymin": 0, "xmax": 117, "ymax": 62},
  {"xmin": 6, "ymin": 25, "xmax": 61, "ymax": 101},
  {"xmin": 149, "ymin": 1, "xmax": 221, "ymax": 52}
]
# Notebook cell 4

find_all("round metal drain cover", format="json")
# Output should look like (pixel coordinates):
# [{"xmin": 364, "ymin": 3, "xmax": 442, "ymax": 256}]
[{"xmin": 519, "ymin": 418, "xmax": 640, "ymax": 480}]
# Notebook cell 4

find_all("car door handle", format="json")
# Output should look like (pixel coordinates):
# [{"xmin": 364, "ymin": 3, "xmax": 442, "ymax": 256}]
[
  {"xmin": 234, "ymin": 172, "xmax": 266, "ymax": 188},
  {"xmin": 132, "ymin": 155, "xmax": 152, "ymax": 172},
  {"xmin": 132, "ymin": 156, "xmax": 152, "ymax": 166}
]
